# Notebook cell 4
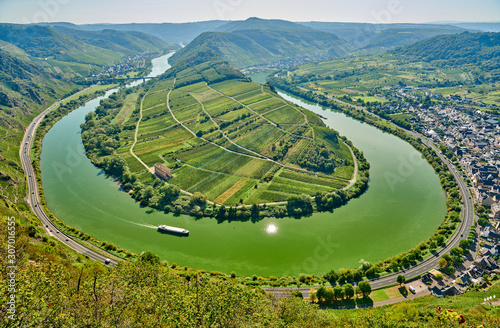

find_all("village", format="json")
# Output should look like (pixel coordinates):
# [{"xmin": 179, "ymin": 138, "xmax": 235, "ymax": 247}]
[
  {"xmin": 373, "ymin": 87, "xmax": 500, "ymax": 298},
  {"xmin": 92, "ymin": 51, "xmax": 162, "ymax": 81}
]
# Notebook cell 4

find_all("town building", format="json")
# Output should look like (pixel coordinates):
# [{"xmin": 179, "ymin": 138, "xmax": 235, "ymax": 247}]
[
  {"xmin": 492, "ymin": 203, "xmax": 500, "ymax": 220},
  {"xmin": 154, "ymin": 163, "xmax": 173, "ymax": 181}
]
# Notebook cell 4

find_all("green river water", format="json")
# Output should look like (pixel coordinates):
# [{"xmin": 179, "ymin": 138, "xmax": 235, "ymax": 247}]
[{"xmin": 39, "ymin": 55, "xmax": 446, "ymax": 277}]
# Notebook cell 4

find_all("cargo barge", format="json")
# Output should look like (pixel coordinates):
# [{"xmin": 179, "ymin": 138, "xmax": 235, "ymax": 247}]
[{"xmin": 157, "ymin": 225, "xmax": 189, "ymax": 236}]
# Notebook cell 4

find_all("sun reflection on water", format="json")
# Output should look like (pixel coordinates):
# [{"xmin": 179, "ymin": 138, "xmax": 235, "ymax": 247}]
[{"xmin": 266, "ymin": 224, "xmax": 278, "ymax": 234}]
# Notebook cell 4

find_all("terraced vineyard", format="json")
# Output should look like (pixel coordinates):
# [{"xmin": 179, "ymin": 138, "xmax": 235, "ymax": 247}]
[{"xmin": 117, "ymin": 78, "xmax": 355, "ymax": 206}]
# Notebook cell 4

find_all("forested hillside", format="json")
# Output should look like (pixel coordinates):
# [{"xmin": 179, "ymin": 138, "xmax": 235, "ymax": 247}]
[
  {"xmin": 0, "ymin": 24, "xmax": 170, "ymax": 66},
  {"xmin": 393, "ymin": 32, "xmax": 500, "ymax": 82},
  {"xmin": 300, "ymin": 22, "xmax": 467, "ymax": 52},
  {"xmin": 171, "ymin": 18, "xmax": 354, "ymax": 68}
]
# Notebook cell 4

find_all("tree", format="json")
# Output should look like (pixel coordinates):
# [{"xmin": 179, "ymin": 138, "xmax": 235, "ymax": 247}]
[
  {"xmin": 478, "ymin": 217, "xmax": 489, "ymax": 227},
  {"xmin": 355, "ymin": 286, "xmax": 362, "ymax": 298},
  {"xmin": 359, "ymin": 259, "xmax": 372, "ymax": 272},
  {"xmin": 365, "ymin": 266, "xmax": 378, "ymax": 279},
  {"xmin": 438, "ymin": 258, "xmax": 449, "ymax": 270},
  {"xmin": 450, "ymin": 247, "xmax": 463, "ymax": 257},
  {"xmin": 397, "ymin": 275, "xmax": 406, "ymax": 286},
  {"xmin": 333, "ymin": 285, "xmax": 344, "ymax": 301},
  {"xmin": 436, "ymin": 235, "xmax": 445, "ymax": 246},
  {"xmin": 358, "ymin": 281, "xmax": 372, "ymax": 298},
  {"xmin": 459, "ymin": 239, "xmax": 471, "ymax": 251},
  {"xmin": 353, "ymin": 269, "xmax": 363, "ymax": 282},
  {"xmin": 316, "ymin": 286, "xmax": 327, "ymax": 302},
  {"xmin": 309, "ymin": 290, "xmax": 317, "ymax": 303},
  {"xmin": 324, "ymin": 269, "xmax": 338, "ymax": 284},
  {"xmin": 139, "ymin": 250, "xmax": 160, "ymax": 265},
  {"xmin": 324, "ymin": 287, "xmax": 335, "ymax": 303},
  {"xmin": 344, "ymin": 283, "xmax": 355, "ymax": 300}
]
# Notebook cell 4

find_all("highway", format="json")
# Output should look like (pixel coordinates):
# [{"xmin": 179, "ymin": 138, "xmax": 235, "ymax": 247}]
[
  {"xmin": 266, "ymin": 93, "xmax": 476, "ymax": 298},
  {"xmin": 21, "ymin": 86, "xmax": 475, "ymax": 292},
  {"xmin": 19, "ymin": 87, "xmax": 118, "ymax": 266}
]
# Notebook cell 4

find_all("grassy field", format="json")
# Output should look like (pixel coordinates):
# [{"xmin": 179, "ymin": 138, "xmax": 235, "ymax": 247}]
[
  {"xmin": 281, "ymin": 54, "xmax": 500, "ymax": 108},
  {"xmin": 114, "ymin": 78, "xmax": 354, "ymax": 205}
]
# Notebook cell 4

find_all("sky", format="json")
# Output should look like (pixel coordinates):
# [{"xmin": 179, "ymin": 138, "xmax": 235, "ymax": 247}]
[{"xmin": 0, "ymin": 0, "xmax": 499, "ymax": 25}]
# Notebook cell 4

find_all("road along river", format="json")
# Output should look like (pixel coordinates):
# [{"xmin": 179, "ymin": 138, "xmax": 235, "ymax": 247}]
[{"xmin": 39, "ymin": 56, "xmax": 446, "ymax": 277}]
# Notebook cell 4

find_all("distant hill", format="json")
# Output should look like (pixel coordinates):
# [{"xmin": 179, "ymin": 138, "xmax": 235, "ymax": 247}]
[
  {"xmin": 392, "ymin": 32, "xmax": 500, "ymax": 82},
  {"xmin": 40, "ymin": 21, "xmax": 228, "ymax": 44},
  {"xmin": 0, "ymin": 49, "xmax": 78, "ymax": 138},
  {"xmin": 0, "ymin": 24, "xmax": 122, "ymax": 66},
  {"xmin": 216, "ymin": 17, "xmax": 309, "ymax": 32},
  {"xmin": 299, "ymin": 22, "xmax": 468, "ymax": 53},
  {"xmin": 446, "ymin": 22, "xmax": 500, "ymax": 32},
  {"xmin": 52, "ymin": 27, "xmax": 173, "ymax": 55},
  {"xmin": 171, "ymin": 17, "xmax": 354, "ymax": 68},
  {"xmin": 0, "ymin": 24, "xmax": 170, "ymax": 66}
]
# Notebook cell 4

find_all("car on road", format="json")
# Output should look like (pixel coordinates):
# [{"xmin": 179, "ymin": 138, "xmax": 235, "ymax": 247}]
[{"xmin": 105, "ymin": 258, "xmax": 111, "ymax": 265}]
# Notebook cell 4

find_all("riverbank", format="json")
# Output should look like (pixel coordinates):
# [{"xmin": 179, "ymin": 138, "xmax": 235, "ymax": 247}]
[{"xmin": 38, "ymin": 56, "xmax": 446, "ymax": 278}]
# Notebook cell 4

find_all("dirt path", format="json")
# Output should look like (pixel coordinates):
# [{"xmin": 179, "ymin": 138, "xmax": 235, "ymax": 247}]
[
  {"xmin": 343, "ymin": 141, "xmax": 358, "ymax": 189},
  {"xmin": 207, "ymin": 83, "xmax": 312, "ymax": 140},
  {"xmin": 129, "ymin": 89, "xmax": 154, "ymax": 174}
]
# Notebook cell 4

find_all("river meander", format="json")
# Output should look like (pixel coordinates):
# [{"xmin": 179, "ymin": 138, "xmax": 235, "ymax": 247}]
[{"xmin": 39, "ymin": 54, "xmax": 446, "ymax": 277}]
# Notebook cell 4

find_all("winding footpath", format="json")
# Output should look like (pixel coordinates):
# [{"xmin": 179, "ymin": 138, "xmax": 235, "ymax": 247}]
[{"xmin": 20, "ymin": 87, "xmax": 119, "ymax": 266}]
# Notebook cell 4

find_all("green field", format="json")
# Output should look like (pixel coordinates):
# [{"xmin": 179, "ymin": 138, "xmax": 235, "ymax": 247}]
[
  {"xmin": 279, "ymin": 54, "xmax": 498, "ymax": 105},
  {"xmin": 113, "ymin": 78, "xmax": 353, "ymax": 205}
]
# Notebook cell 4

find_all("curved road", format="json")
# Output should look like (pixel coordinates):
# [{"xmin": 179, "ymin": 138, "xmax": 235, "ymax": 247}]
[
  {"xmin": 20, "ymin": 87, "xmax": 118, "ymax": 266},
  {"xmin": 267, "ymin": 94, "xmax": 475, "ymax": 297},
  {"xmin": 21, "ymin": 85, "xmax": 474, "ymax": 290}
]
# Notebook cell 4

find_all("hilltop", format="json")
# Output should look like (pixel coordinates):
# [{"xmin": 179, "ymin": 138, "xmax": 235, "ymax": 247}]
[
  {"xmin": 0, "ymin": 24, "xmax": 171, "ymax": 66},
  {"xmin": 40, "ymin": 20, "xmax": 229, "ymax": 44},
  {"xmin": 393, "ymin": 32, "xmax": 500, "ymax": 82},
  {"xmin": 164, "ymin": 47, "xmax": 245, "ymax": 87},
  {"xmin": 300, "ymin": 22, "xmax": 468, "ymax": 52},
  {"xmin": 169, "ymin": 17, "xmax": 354, "ymax": 68}
]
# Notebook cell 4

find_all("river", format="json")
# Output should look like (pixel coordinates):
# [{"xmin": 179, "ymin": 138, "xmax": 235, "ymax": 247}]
[{"xmin": 39, "ymin": 55, "xmax": 446, "ymax": 277}]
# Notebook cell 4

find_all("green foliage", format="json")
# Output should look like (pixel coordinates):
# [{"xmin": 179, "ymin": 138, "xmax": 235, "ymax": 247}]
[
  {"xmin": 165, "ymin": 47, "xmax": 246, "ymax": 87},
  {"xmin": 358, "ymin": 281, "xmax": 372, "ymax": 298},
  {"xmin": 324, "ymin": 269, "xmax": 338, "ymax": 284},
  {"xmin": 169, "ymin": 18, "xmax": 353, "ymax": 69},
  {"xmin": 393, "ymin": 32, "xmax": 500, "ymax": 83},
  {"xmin": 343, "ymin": 283, "xmax": 355, "ymax": 299},
  {"xmin": 140, "ymin": 250, "xmax": 161, "ymax": 265},
  {"xmin": 0, "ymin": 24, "xmax": 169, "ymax": 67},
  {"xmin": 478, "ymin": 217, "xmax": 489, "ymax": 227}
]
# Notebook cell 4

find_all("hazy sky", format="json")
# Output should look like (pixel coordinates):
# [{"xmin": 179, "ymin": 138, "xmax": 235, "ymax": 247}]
[{"xmin": 0, "ymin": 0, "xmax": 499, "ymax": 24}]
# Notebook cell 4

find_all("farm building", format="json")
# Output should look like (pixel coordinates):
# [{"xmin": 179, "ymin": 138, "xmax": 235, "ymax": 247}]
[{"xmin": 154, "ymin": 163, "xmax": 173, "ymax": 181}]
